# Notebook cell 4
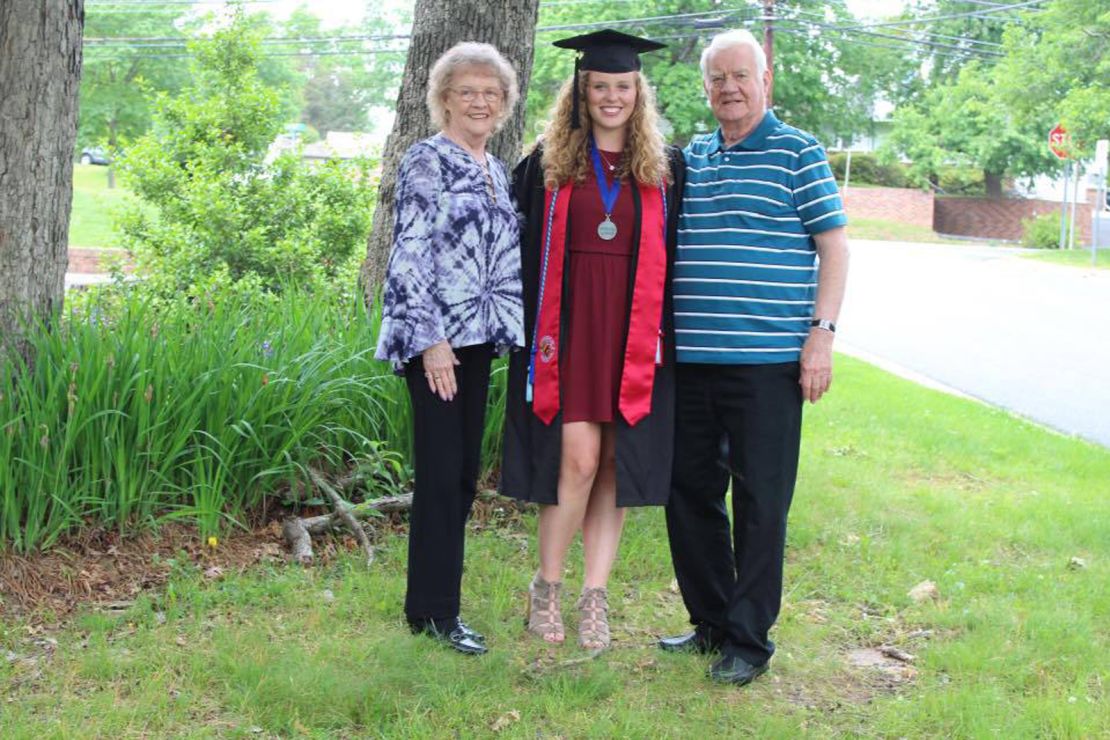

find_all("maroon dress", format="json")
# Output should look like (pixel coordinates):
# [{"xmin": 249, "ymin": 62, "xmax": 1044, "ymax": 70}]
[{"xmin": 562, "ymin": 151, "xmax": 634, "ymax": 423}]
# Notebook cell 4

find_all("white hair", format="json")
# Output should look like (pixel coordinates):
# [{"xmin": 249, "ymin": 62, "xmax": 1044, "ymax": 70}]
[
  {"xmin": 699, "ymin": 29, "xmax": 767, "ymax": 79},
  {"xmin": 426, "ymin": 42, "xmax": 520, "ymax": 132}
]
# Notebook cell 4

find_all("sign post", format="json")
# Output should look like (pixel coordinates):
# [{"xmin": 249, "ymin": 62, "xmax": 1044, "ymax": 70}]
[
  {"xmin": 1050, "ymin": 124, "xmax": 1070, "ymax": 249},
  {"xmin": 1093, "ymin": 139, "xmax": 1108, "ymax": 265}
]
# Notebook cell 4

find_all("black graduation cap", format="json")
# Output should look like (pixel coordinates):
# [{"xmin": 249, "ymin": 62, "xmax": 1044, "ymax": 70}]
[{"xmin": 553, "ymin": 29, "xmax": 666, "ymax": 129}]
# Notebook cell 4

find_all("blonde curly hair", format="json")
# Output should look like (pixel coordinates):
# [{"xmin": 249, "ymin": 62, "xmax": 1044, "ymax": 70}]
[{"xmin": 538, "ymin": 71, "xmax": 670, "ymax": 191}]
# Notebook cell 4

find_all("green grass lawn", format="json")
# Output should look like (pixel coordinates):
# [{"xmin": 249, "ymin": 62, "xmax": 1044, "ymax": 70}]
[
  {"xmin": 1, "ymin": 356, "xmax": 1107, "ymax": 738},
  {"xmin": 69, "ymin": 164, "xmax": 128, "ymax": 249},
  {"xmin": 846, "ymin": 218, "xmax": 997, "ymax": 246},
  {"xmin": 1026, "ymin": 248, "xmax": 1110, "ymax": 270}
]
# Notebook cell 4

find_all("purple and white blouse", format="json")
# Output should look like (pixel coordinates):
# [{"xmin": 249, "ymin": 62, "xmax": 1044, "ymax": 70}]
[{"xmin": 375, "ymin": 133, "xmax": 524, "ymax": 368}]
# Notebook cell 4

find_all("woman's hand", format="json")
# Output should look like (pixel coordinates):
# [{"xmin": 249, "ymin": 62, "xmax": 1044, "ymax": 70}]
[{"xmin": 422, "ymin": 340, "xmax": 460, "ymax": 401}]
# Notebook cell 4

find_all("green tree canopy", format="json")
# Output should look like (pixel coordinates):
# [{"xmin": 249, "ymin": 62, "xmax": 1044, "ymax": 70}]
[
  {"xmin": 994, "ymin": 0, "xmax": 1110, "ymax": 157},
  {"xmin": 117, "ymin": 13, "xmax": 375, "ymax": 300},
  {"xmin": 883, "ymin": 61, "xmax": 1056, "ymax": 194},
  {"xmin": 524, "ymin": 0, "xmax": 912, "ymax": 147},
  {"xmin": 279, "ymin": 4, "xmax": 409, "ymax": 136},
  {"xmin": 79, "ymin": 6, "xmax": 192, "ymax": 151},
  {"xmin": 883, "ymin": 0, "xmax": 1107, "ymax": 189}
]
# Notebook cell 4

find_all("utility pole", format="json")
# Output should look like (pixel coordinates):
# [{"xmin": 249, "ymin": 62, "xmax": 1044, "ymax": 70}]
[{"xmin": 763, "ymin": 0, "xmax": 775, "ymax": 106}]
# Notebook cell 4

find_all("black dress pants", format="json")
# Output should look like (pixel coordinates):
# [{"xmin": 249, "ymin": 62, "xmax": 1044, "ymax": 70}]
[
  {"xmin": 403, "ymin": 343, "xmax": 492, "ymax": 623},
  {"xmin": 665, "ymin": 362, "xmax": 803, "ymax": 665}
]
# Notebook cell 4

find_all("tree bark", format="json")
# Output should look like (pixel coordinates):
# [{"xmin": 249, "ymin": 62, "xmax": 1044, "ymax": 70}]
[
  {"xmin": 984, "ymin": 171, "xmax": 1003, "ymax": 198},
  {"xmin": 361, "ymin": 0, "xmax": 540, "ymax": 303},
  {"xmin": 0, "ymin": 1, "xmax": 85, "ymax": 359}
]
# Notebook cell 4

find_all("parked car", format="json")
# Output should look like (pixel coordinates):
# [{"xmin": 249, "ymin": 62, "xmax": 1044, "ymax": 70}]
[{"xmin": 79, "ymin": 147, "xmax": 110, "ymax": 166}]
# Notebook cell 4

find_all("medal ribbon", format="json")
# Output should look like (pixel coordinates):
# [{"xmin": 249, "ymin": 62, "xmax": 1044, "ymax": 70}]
[{"xmin": 588, "ymin": 136, "xmax": 621, "ymax": 216}]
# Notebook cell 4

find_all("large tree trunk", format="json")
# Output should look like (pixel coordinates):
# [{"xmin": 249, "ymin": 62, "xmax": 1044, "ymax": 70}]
[
  {"xmin": 0, "ymin": 1, "xmax": 85, "ymax": 359},
  {"xmin": 361, "ymin": 0, "xmax": 540, "ymax": 304},
  {"xmin": 984, "ymin": 171, "xmax": 1003, "ymax": 199}
]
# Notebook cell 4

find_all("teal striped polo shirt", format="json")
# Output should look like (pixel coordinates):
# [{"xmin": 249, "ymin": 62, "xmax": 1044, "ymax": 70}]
[{"xmin": 675, "ymin": 110, "xmax": 846, "ymax": 364}]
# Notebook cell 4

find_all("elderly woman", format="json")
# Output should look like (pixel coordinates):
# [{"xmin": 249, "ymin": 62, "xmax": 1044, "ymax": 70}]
[
  {"xmin": 502, "ymin": 30, "xmax": 684, "ymax": 650},
  {"xmin": 375, "ymin": 42, "xmax": 524, "ymax": 656}
]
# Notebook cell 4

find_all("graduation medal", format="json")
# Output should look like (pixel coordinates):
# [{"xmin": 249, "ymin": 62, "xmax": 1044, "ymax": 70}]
[
  {"xmin": 597, "ymin": 216, "xmax": 618, "ymax": 240},
  {"xmin": 590, "ymin": 138, "xmax": 620, "ymax": 241}
]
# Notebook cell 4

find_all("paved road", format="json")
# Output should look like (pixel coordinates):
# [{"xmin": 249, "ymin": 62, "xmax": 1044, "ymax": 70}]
[{"xmin": 837, "ymin": 240, "xmax": 1110, "ymax": 448}]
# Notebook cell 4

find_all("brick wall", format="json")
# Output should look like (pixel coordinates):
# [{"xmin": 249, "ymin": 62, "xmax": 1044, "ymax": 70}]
[
  {"xmin": 68, "ymin": 248, "xmax": 131, "ymax": 274},
  {"xmin": 842, "ymin": 186, "xmax": 934, "ymax": 229},
  {"xmin": 934, "ymin": 196, "xmax": 1092, "ymax": 243}
]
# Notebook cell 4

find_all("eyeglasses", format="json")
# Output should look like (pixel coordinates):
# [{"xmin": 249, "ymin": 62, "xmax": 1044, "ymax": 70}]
[
  {"xmin": 707, "ymin": 71, "xmax": 753, "ymax": 90},
  {"xmin": 450, "ymin": 87, "xmax": 504, "ymax": 103}
]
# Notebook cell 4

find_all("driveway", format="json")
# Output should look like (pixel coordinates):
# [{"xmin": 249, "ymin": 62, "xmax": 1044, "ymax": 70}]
[{"xmin": 838, "ymin": 240, "xmax": 1110, "ymax": 448}]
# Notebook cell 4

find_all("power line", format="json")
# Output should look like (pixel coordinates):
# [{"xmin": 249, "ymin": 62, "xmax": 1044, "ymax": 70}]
[
  {"xmin": 779, "ymin": 16, "xmax": 1003, "ymax": 59},
  {"xmin": 787, "ymin": 8, "xmax": 1006, "ymax": 52},
  {"xmin": 536, "ymin": 9, "xmax": 747, "ymax": 33},
  {"xmin": 835, "ymin": 0, "xmax": 1044, "ymax": 32},
  {"xmin": 774, "ymin": 25, "xmax": 946, "ymax": 60},
  {"xmin": 957, "ymin": 0, "xmax": 1043, "ymax": 10},
  {"xmin": 85, "ymin": 34, "xmax": 408, "ymax": 47},
  {"xmin": 83, "ymin": 47, "xmax": 408, "ymax": 60}
]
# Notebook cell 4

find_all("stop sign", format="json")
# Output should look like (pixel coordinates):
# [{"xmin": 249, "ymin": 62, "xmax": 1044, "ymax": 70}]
[{"xmin": 1049, "ymin": 123, "xmax": 1069, "ymax": 160}]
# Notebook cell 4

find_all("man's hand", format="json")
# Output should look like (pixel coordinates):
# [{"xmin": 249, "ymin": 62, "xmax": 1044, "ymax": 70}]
[
  {"xmin": 422, "ymin": 340, "xmax": 460, "ymax": 401},
  {"xmin": 799, "ymin": 328, "xmax": 834, "ymax": 403}
]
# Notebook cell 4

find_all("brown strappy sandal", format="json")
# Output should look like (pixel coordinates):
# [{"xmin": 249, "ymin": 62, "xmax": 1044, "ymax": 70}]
[
  {"xmin": 526, "ymin": 575, "xmax": 565, "ymax": 644},
  {"xmin": 577, "ymin": 586, "xmax": 611, "ymax": 650}
]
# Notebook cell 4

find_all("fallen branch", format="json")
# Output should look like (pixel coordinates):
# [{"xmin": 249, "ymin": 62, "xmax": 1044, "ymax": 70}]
[
  {"xmin": 308, "ymin": 468, "xmax": 375, "ymax": 567},
  {"xmin": 879, "ymin": 645, "xmax": 916, "ymax": 663},
  {"xmin": 281, "ymin": 470, "xmax": 413, "ymax": 566}
]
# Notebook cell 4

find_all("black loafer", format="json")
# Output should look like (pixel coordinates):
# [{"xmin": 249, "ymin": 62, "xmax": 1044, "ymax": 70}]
[
  {"xmin": 456, "ymin": 619, "xmax": 485, "ymax": 644},
  {"xmin": 410, "ymin": 618, "xmax": 488, "ymax": 656},
  {"xmin": 658, "ymin": 630, "xmax": 722, "ymax": 654},
  {"xmin": 708, "ymin": 654, "xmax": 768, "ymax": 686}
]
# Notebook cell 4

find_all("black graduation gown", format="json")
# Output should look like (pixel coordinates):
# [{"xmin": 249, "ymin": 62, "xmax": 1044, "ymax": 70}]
[{"xmin": 499, "ymin": 144, "xmax": 686, "ymax": 507}]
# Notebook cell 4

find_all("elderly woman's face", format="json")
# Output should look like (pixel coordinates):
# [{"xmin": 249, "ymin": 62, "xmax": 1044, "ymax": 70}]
[{"xmin": 442, "ymin": 66, "xmax": 504, "ymax": 144}]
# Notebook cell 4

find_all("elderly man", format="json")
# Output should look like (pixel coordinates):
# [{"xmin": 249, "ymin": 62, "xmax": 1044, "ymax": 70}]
[{"xmin": 659, "ymin": 29, "xmax": 849, "ymax": 685}]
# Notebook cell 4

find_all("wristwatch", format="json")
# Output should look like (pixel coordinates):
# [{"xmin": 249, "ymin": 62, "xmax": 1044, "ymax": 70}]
[{"xmin": 810, "ymin": 318, "xmax": 836, "ymax": 333}]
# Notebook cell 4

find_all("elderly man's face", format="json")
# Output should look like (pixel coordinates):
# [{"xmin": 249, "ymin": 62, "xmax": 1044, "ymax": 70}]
[{"xmin": 703, "ymin": 44, "xmax": 770, "ymax": 135}]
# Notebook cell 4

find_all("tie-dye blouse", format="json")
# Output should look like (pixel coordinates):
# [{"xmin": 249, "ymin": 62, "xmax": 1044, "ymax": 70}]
[{"xmin": 375, "ymin": 133, "xmax": 525, "ymax": 368}]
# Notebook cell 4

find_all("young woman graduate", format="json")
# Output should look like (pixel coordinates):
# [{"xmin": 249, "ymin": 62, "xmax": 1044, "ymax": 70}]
[{"xmin": 501, "ymin": 30, "xmax": 685, "ymax": 649}]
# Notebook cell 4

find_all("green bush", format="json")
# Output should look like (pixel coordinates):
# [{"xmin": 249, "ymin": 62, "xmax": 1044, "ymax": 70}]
[
  {"xmin": 115, "ymin": 15, "xmax": 376, "ymax": 304},
  {"xmin": 937, "ymin": 167, "xmax": 986, "ymax": 196},
  {"xmin": 827, "ymin": 152, "xmax": 910, "ymax": 188},
  {"xmin": 1021, "ymin": 212, "xmax": 1061, "ymax": 249}
]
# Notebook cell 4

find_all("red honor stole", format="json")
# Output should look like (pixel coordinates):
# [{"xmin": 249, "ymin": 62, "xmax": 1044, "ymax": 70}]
[{"xmin": 529, "ymin": 180, "xmax": 667, "ymax": 426}]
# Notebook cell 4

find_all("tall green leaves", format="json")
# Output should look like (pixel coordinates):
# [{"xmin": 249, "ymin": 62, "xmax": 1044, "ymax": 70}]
[{"xmin": 0, "ymin": 289, "xmax": 415, "ymax": 552}]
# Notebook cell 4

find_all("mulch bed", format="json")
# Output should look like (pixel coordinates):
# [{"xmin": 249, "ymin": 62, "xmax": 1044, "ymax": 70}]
[
  {"xmin": 0, "ymin": 490, "xmax": 528, "ymax": 626},
  {"xmin": 0, "ymin": 521, "xmax": 288, "ymax": 624}
]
